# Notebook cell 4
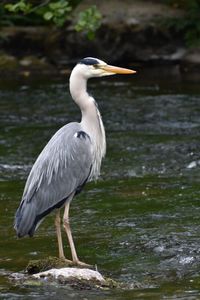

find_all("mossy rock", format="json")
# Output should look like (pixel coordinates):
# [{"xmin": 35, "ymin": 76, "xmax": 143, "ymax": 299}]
[
  {"xmin": 25, "ymin": 257, "xmax": 121, "ymax": 290},
  {"xmin": 26, "ymin": 256, "xmax": 72, "ymax": 274},
  {"xmin": 32, "ymin": 268, "xmax": 121, "ymax": 290}
]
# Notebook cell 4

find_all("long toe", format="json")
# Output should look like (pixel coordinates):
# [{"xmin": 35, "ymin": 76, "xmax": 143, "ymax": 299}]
[
  {"xmin": 73, "ymin": 260, "xmax": 93, "ymax": 268},
  {"xmin": 60, "ymin": 257, "xmax": 74, "ymax": 266}
]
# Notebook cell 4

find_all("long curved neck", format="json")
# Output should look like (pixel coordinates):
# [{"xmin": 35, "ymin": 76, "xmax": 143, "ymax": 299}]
[
  {"xmin": 69, "ymin": 68, "xmax": 106, "ymax": 180},
  {"xmin": 69, "ymin": 71, "xmax": 88, "ymax": 110}
]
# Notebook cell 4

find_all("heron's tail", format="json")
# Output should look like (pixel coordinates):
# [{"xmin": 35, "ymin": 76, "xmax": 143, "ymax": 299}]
[{"xmin": 14, "ymin": 199, "xmax": 37, "ymax": 238}]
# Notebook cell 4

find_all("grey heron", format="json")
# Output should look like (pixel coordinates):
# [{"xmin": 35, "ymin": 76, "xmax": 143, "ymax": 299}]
[{"xmin": 14, "ymin": 57, "xmax": 136, "ymax": 266}]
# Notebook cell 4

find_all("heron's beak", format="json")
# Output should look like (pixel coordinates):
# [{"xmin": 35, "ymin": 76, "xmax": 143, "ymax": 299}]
[{"xmin": 100, "ymin": 64, "xmax": 136, "ymax": 75}]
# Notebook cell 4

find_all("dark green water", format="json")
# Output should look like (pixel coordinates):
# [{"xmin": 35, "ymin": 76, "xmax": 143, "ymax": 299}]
[{"xmin": 0, "ymin": 71, "xmax": 200, "ymax": 299}]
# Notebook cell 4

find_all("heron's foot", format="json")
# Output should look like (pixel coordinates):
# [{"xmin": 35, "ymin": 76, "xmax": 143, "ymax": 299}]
[
  {"xmin": 73, "ymin": 259, "xmax": 93, "ymax": 268},
  {"xmin": 59, "ymin": 256, "xmax": 74, "ymax": 266},
  {"xmin": 59, "ymin": 256, "xmax": 92, "ymax": 268}
]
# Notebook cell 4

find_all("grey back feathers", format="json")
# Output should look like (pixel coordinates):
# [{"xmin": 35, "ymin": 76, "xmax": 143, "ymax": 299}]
[{"xmin": 14, "ymin": 122, "xmax": 92, "ymax": 237}]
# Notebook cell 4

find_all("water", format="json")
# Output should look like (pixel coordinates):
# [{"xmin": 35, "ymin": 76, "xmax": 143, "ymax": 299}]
[{"xmin": 0, "ymin": 70, "xmax": 200, "ymax": 299}]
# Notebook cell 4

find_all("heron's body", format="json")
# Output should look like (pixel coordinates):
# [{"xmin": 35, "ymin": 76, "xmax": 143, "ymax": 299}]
[
  {"xmin": 14, "ymin": 57, "xmax": 135, "ymax": 265},
  {"xmin": 15, "ymin": 122, "xmax": 93, "ymax": 237}
]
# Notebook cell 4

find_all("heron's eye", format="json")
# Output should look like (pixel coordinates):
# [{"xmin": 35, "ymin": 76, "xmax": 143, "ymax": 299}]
[{"xmin": 93, "ymin": 64, "xmax": 100, "ymax": 69}]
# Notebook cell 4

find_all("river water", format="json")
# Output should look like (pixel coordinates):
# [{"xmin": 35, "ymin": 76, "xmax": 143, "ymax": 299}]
[{"xmin": 0, "ymin": 69, "xmax": 200, "ymax": 299}]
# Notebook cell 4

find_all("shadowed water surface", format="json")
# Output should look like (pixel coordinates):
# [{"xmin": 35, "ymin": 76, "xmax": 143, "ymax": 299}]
[{"xmin": 0, "ymin": 71, "xmax": 200, "ymax": 299}]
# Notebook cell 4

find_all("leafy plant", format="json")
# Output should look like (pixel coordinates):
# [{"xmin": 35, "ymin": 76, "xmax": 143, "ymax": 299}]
[
  {"xmin": 43, "ymin": 1, "xmax": 72, "ymax": 27},
  {"xmin": 2, "ymin": 1, "xmax": 102, "ymax": 39},
  {"xmin": 5, "ymin": 0, "xmax": 72, "ymax": 27},
  {"xmin": 75, "ymin": 5, "xmax": 101, "ymax": 40},
  {"xmin": 5, "ymin": 0, "xmax": 32, "ymax": 14}
]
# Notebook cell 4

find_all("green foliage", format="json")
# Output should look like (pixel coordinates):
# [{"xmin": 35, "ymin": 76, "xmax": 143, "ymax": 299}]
[
  {"xmin": 1, "ymin": 1, "xmax": 102, "ymax": 39},
  {"xmin": 75, "ymin": 5, "xmax": 101, "ymax": 40},
  {"xmin": 42, "ymin": 0, "xmax": 72, "ymax": 27},
  {"xmin": 5, "ymin": 0, "xmax": 32, "ymax": 14},
  {"xmin": 4, "ymin": 0, "xmax": 72, "ymax": 27},
  {"xmin": 162, "ymin": 0, "xmax": 200, "ymax": 47}
]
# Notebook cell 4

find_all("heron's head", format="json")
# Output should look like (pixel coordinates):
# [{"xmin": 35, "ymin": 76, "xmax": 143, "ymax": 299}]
[{"xmin": 74, "ymin": 57, "xmax": 136, "ymax": 79}]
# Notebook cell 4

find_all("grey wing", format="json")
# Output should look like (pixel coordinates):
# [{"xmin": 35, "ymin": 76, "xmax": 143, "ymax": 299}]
[{"xmin": 14, "ymin": 122, "xmax": 93, "ymax": 237}]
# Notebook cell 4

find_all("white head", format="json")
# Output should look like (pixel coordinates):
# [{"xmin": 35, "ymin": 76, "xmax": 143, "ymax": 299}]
[
  {"xmin": 71, "ymin": 57, "xmax": 136, "ymax": 80},
  {"xmin": 69, "ymin": 57, "xmax": 136, "ymax": 108}
]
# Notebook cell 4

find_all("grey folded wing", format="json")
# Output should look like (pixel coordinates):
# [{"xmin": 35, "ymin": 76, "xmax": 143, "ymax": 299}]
[{"xmin": 14, "ymin": 122, "xmax": 93, "ymax": 237}]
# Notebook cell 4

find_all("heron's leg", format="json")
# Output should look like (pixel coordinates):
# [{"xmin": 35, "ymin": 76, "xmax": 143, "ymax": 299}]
[
  {"xmin": 63, "ymin": 200, "xmax": 79, "ymax": 263},
  {"xmin": 63, "ymin": 201, "xmax": 92, "ymax": 267},
  {"xmin": 55, "ymin": 210, "xmax": 72, "ymax": 264},
  {"xmin": 55, "ymin": 210, "xmax": 65, "ymax": 259}
]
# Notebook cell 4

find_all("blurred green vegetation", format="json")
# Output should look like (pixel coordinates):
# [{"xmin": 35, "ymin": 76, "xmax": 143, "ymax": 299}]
[
  {"xmin": 74, "ymin": 5, "xmax": 101, "ymax": 40},
  {"xmin": 0, "ymin": 0, "xmax": 199, "ymax": 45},
  {"xmin": 0, "ymin": 0, "xmax": 101, "ymax": 39},
  {"xmin": 163, "ymin": 0, "xmax": 200, "ymax": 47}
]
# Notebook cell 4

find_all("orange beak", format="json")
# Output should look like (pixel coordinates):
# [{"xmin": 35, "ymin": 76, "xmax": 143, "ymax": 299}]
[{"xmin": 100, "ymin": 64, "xmax": 136, "ymax": 75}]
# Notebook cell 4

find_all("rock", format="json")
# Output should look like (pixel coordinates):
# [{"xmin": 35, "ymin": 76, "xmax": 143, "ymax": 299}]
[
  {"xmin": 180, "ymin": 48, "xmax": 200, "ymax": 73},
  {"xmin": 74, "ymin": 0, "xmax": 183, "ymax": 25},
  {"xmin": 182, "ymin": 48, "xmax": 200, "ymax": 64},
  {"xmin": 33, "ymin": 267, "xmax": 106, "ymax": 286},
  {"xmin": 66, "ymin": 0, "xmax": 185, "ymax": 64},
  {"xmin": 26, "ymin": 256, "xmax": 73, "ymax": 274},
  {"xmin": 187, "ymin": 160, "xmax": 200, "ymax": 169},
  {"xmin": 19, "ymin": 55, "xmax": 52, "ymax": 69},
  {"xmin": 9, "ymin": 257, "xmax": 120, "ymax": 290},
  {"xmin": 31, "ymin": 267, "xmax": 121, "ymax": 290},
  {"xmin": 9, "ymin": 267, "xmax": 120, "ymax": 290},
  {"xmin": 0, "ymin": 53, "xmax": 18, "ymax": 70},
  {"xmin": 0, "ymin": 26, "xmax": 50, "ymax": 57}
]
